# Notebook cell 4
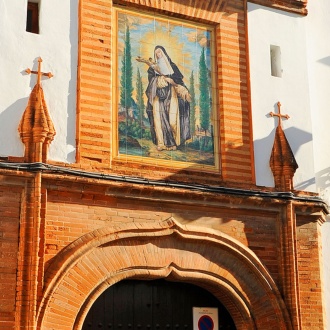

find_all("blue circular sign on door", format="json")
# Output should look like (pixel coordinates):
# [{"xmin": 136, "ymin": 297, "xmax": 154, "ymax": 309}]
[{"xmin": 198, "ymin": 315, "xmax": 214, "ymax": 330}]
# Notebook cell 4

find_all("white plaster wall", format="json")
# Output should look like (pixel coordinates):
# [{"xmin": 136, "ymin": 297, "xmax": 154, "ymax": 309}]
[
  {"xmin": 247, "ymin": 4, "xmax": 315, "ymax": 191},
  {"xmin": 305, "ymin": 0, "xmax": 330, "ymax": 328},
  {"xmin": 249, "ymin": 2, "xmax": 330, "ymax": 326},
  {"xmin": 0, "ymin": 0, "xmax": 78, "ymax": 162}
]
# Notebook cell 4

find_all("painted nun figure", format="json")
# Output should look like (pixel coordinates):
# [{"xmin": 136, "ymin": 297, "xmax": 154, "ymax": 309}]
[{"xmin": 143, "ymin": 46, "xmax": 191, "ymax": 151}]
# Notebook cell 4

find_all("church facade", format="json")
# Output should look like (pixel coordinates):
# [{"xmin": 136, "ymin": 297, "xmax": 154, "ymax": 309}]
[{"xmin": 0, "ymin": 0, "xmax": 330, "ymax": 329}]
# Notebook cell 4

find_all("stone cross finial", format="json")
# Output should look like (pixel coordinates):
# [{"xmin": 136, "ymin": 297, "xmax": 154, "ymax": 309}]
[
  {"xmin": 269, "ymin": 101, "xmax": 290, "ymax": 127},
  {"xmin": 19, "ymin": 57, "xmax": 56, "ymax": 163},
  {"xmin": 25, "ymin": 57, "xmax": 53, "ymax": 84}
]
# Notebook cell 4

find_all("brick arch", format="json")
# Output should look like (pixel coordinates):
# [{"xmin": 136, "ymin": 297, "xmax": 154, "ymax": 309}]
[{"xmin": 37, "ymin": 218, "xmax": 292, "ymax": 330}]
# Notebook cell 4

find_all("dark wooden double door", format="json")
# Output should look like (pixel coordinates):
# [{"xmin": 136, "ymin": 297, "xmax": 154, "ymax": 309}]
[{"xmin": 82, "ymin": 279, "xmax": 236, "ymax": 329}]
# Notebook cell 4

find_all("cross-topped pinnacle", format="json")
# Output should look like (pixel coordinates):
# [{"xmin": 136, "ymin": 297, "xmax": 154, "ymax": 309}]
[
  {"xmin": 20, "ymin": 57, "xmax": 56, "ymax": 163},
  {"xmin": 25, "ymin": 57, "xmax": 53, "ymax": 85},
  {"xmin": 269, "ymin": 101, "xmax": 290, "ymax": 127}
]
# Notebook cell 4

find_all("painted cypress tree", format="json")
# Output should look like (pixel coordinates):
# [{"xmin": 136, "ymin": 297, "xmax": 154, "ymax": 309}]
[
  {"xmin": 189, "ymin": 71, "xmax": 196, "ymax": 139},
  {"xmin": 136, "ymin": 68, "xmax": 144, "ymax": 119},
  {"xmin": 199, "ymin": 47, "xmax": 210, "ymax": 134},
  {"xmin": 120, "ymin": 25, "xmax": 133, "ymax": 110}
]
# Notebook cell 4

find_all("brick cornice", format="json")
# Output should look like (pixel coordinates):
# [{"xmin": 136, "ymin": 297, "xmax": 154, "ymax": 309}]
[{"xmin": 248, "ymin": 0, "xmax": 308, "ymax": 15}]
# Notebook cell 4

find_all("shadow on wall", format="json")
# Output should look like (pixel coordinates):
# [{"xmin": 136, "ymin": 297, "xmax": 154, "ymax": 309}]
[
  {"xmin": 316, "ymin": 168, "xmax": 330, "ymax": 191},
  {"xmin": 0, "ymin": 59, "xmax": 57, "ymax": 158},
  {"xmin": 66, "ymin": 0, "xmax": 79, "ymax": 163},
  {"xmin": 294, "ymin": 167, "xmax": 330, "ymax": 198},
  {"xmin": 253, "ymin": 126, "xmax": 313, "ymax": 188},
  {"xmin": 318, "ymin": 56, "xmax": 330, "ymax": 66},
  {"xmin": 254, "ymin": 105, "xmax": 313, "ymax": 189},
  {"xmin": 285, "ymin": 128, "xmax": 330, "ymax": 194},
  {"xmin": 247, "ymin": 123, "xmax": 330, "ymax": 195},
  {"xmin": 284, "ymin": 126, "xmax": 312, "ymax": 155},
  {"xmin": 0, "ymin": 97, "xmax": 27, "ymax": 157}
]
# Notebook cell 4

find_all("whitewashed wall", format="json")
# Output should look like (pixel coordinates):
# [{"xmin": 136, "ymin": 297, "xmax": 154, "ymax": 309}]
[
  {"xmin": 248, "ymin": 2, "xmax": 330, "ymax": 327},
  {"xmin": 247, "ymin": 4, "xmax": 315, "ymax": 191},
  {"xmin": 0, "ymin": 0, "xmax": 78, "ymax": 162}
]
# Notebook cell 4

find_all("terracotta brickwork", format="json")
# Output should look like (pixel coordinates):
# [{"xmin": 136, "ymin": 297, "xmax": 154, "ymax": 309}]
[
  {"xmin": 44, "ymin": 188, "xmax": 280, "ymax": 283},
  {"xmin": 0, "ymin": 183, "xmax": 21, "ymax": 328},
  {"xmin": 0, "ymin": 0, "xmax": 327, "ymax": 329},
  {"xmin": 297, "ymin": 214, "xmax": 326, "ymax": 329},
  {"xmin": 36, "ymin": 182, "xmax": 325, "ymax": 330},
  {"xmin": 77, "ymin": 0, "xmax": 255, "ymax": 185},
  {"xmin": 249, "ymin": 0, "xmax": 308, "ymax": 15},
  {"xmin": 0, "ymin": 171, "xmax": 325, "ymax": 329},
  {"xmin": 40, "ymin": 216, "xmax": 291, "ymax": 329}
]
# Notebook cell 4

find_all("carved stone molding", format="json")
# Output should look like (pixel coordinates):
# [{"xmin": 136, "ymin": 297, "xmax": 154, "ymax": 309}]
[{"xmin": 249, "ymin": 0, "xmax": 308, "ymax": 15}]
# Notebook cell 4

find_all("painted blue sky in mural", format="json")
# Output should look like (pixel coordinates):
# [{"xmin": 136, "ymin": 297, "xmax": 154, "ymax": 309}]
[{"xmin": 118, "ymin": 11, "xmax": 212, "ymax": 82}]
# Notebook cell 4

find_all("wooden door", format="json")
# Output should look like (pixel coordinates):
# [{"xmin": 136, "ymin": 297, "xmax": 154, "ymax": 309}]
[{"xmin": 82, "ymin": 279, "xmax": 236, "ymax": 329}]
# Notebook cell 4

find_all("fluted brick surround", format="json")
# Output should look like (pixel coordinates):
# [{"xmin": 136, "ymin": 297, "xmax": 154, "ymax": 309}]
[{"xmin": 76, "ymin": 0, "xmax": 255, "ymax": 185}]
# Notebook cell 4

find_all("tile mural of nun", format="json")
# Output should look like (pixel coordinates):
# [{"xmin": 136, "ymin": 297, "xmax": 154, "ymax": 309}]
[{"xmin": 139, "ymin": 46, "xmax": 191, "ymax": 151}]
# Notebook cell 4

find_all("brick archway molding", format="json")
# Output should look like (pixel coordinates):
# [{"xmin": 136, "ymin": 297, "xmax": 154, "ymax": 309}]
[{"xmin": 37, "ymin": 218, "xmax": 292, "ymax": 330}]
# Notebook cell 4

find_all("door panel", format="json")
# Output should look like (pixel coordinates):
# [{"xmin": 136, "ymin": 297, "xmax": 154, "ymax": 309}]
[
  {"xmin": 134, "ymin": 282, "xmax": 153, "ymax": 328},
  {"xmin": 82, "ymin": 279, "xmax": 236, "ymax": 329},
  {"xmin": 114, "ymin": 283, "xmax": 134, "ymax": 330}
]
